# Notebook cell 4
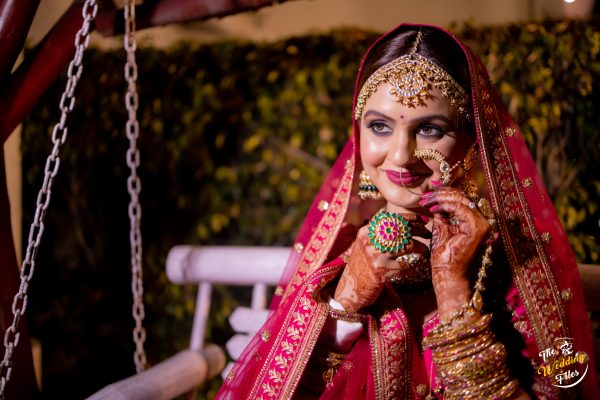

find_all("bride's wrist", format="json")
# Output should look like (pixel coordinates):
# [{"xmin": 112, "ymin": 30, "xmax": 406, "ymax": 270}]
[{"xmin": 433, "ymin": 278, "xmax": 472, "ymax": 321}]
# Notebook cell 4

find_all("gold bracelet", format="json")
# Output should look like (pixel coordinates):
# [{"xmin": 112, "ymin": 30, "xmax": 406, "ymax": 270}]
[{"xmin": 328, "ymin": 305, "xmax": 367, "ymax": 323}]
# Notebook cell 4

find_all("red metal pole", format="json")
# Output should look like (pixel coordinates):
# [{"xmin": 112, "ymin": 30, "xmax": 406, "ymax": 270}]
[
  {"xmin": 0, "ymin": 0, "xmax": 43, "ymax": 397},
  {"xmin": 0, "ymin": 0, "xmax": 296, "ymax": 143},
  {"xmin": 96, "ymin": 0, "xmax": 295, "ymax": 36},
  {"xmin": 0, "ymin": 0, "xmax": 41, "ymax": 88},
  {"xmin": 0, "ymin": 153, "xmax": 39, "ymax": 399},
  {"xmin": 0, "ymin": 3, "xmax": 84, "ymax": 144}
]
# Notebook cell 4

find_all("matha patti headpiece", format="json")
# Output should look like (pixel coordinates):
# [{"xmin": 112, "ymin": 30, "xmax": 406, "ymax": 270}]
[{"xmin": 354, "ymin": 31, "xmax": 471, "ymax": 121}]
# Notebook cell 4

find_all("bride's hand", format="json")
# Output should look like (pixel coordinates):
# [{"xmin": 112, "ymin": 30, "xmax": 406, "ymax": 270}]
[
  {"xmin": 419, "ymin": 187, "xmax": 491, "ymax": 318},
  {"xmin": 333, "ymin": 215, "xmax": 430, "ymax": 313}
]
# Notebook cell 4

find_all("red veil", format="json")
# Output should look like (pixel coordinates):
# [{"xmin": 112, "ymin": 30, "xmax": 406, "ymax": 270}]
[{"xmin": 217, "ymin": 24, "xmax": 599, "ymax": 399}]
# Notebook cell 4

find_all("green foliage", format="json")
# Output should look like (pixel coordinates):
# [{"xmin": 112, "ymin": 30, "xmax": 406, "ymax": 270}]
[{"xmin": 21, "ymin": 19, "xmax": 600, "ymax": 399}]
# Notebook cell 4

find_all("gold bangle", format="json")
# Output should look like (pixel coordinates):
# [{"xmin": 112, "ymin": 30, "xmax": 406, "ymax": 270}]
[
  {"xmin": 424, "ymin": 313, "xmax": 492, "ymax": 349},
  {"xmin": 328, "ymin": 306, "xmax": 367, "ymax": 323}
]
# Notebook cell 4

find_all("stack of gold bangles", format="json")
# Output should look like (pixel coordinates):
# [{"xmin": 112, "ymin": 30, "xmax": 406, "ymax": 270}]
[
  {"xmin": 423, "ymin": 312, "xmax": 518, "ymax": 399},
  {"xmin": 422, "ymin": 210, "xmax": 518, "ymax": 399}
]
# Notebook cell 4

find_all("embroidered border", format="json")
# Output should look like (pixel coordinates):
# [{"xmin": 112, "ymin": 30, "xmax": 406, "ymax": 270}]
[
  {"xmin": 294, "ymin": 158, "xmax": 354, "ymax": 281},
  {"xmin": 368, "ymin": 318, "xmax": 386, "ymax": 400},
  {"xmin": 248, "ymin": 264, "xmax": 339, "ymax": 399},
  {"xmin": 467, "ymin": 49, "xmax": 565, "ymax": 398},
  {"xmin": 381, "ymin": 310, "xmax": 411, "ymax": 399}
]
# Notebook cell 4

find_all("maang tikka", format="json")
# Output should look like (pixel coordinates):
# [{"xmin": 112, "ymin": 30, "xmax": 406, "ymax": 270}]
[{"xmin": 354, "ymin": 29, "xmax": 471, "ymax": 121}]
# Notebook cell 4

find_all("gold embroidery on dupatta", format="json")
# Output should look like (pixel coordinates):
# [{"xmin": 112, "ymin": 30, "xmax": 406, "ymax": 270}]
[
  {"xmin": 561, "ymin": 288, "xmax": 573, "ymax": 302},
  {"xmin": 541, "ymin": 232, "xmax": 552, "ymax": 243},
  {"xmin": 318, "ymin": 200, "xmax": 330, "ymax": 211},
  {"xmin": 293, "ymin": 243, "xmax": 304, "ymax": 253},
  {"xmin": 366, "ymin": 310, "xmax": 412, "ymax": 400},
  {"xmin": 466, "ymin": 49, "xmax": 566, "ymax": 398},
  {"xmin": 380, "ymin": 310, "xmax": 411, "ymax": 399},
  {"xmin": 286, "ymin": 158, "xmax": 354, "ymax": 294},
  {"xmin": 368, "ymin": 319, "xmax": 386, "ymax": 400},
  {"xmin": 249, "ymin": 265, "xmax": 337, "ymax": 398}
]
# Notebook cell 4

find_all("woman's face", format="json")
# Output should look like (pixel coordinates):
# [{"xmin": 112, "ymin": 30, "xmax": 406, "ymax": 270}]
[{"xmin": 359, "ymin": 82, "xmax": 469, "ymax": 214}]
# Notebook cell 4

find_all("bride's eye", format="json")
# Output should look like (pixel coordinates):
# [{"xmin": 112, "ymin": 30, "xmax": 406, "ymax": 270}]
[
  {"xmin": 367, "ymin": 120, "xmax": 392, "ymax": 136},
  {"xmin": 416, "ymin": 124, "xmax": 447, "ymax": 139}
]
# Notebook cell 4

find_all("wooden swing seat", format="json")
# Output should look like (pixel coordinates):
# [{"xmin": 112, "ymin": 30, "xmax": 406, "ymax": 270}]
[{"xmin": 87, "ymin": 245, "xmax": 290, "ymax": 400}]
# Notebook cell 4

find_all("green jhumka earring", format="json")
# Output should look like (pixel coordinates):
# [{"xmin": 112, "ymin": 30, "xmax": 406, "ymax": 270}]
[{"xmin": 358, "ymin": 170, "xmax": 383, "ymax": 200}]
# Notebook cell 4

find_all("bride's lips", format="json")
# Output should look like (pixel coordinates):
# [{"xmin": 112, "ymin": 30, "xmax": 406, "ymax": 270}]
[{"xmin": 384, "ymin": 170, "xmax": 425, "ymax": 186}]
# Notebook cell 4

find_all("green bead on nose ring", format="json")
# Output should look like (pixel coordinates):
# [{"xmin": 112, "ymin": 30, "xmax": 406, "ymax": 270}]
[{"xmin": 368, "ymin": 211, "xmax": 412, "ymax": 254}]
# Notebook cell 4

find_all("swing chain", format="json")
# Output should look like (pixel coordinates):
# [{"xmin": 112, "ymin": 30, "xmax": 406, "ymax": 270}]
[
  {"xmin": 0, "ymin": 1, "xmax": 98, "ymax": 397},
  {"xmin": 124, "ymin": 0, "xmax": 147, "ymax": 373}
]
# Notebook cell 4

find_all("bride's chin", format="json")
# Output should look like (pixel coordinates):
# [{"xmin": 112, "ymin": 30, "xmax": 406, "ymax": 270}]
[{"xmin": 383, "ymin": 192, "xmax": 423, "ymax": 212}]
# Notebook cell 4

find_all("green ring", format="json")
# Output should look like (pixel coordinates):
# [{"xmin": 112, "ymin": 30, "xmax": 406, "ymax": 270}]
[{"xmin": 367, "ymin": 211, "xmax": 412, "ymax": 254}]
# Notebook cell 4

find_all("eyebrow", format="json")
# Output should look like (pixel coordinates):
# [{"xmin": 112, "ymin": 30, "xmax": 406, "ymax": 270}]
[
  {"xmin": 363, "ymin": 110, "xmax": 454, "ymax": 126},
  {"xmin": 363, "ymin": 110, "xmax": 395, "ymax": 122},
  {"xmin": 411, "ymin": 114, "xmax": 454, "ymax": 125}
]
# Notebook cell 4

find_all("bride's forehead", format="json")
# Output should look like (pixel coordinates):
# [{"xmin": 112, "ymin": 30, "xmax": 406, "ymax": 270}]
[{"xmin": 362, "ymin": 83, "xmax": 455, "ymax": 120}]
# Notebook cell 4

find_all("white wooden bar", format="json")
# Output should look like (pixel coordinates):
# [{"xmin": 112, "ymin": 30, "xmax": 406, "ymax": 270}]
[
  {"xmin": 86, "ymin": 345, "xmax": 225, "ymax": 400},
  {"xmin": 190, "ymin": 281, "xmax": 213, "ymax": 351},
  {"xmin": 166, "ymin": 245, "xmax": 291, "ymax": 285}
]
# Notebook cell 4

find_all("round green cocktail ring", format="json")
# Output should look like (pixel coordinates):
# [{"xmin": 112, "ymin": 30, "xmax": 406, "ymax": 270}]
[{"xmin": 368, "ymin": 211, "xmax": 411, "ymax": 254}]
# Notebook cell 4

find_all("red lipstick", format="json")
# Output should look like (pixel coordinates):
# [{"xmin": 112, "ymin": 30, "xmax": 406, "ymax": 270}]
[{"xmin": 385, "ymin": 170, "xmax": 424, "ymax": 186}]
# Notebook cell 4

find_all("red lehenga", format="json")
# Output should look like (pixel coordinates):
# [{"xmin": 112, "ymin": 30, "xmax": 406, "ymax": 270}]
[{"xmin": 216, "ymin": 24, "xmax": 599, "ymax": 399}]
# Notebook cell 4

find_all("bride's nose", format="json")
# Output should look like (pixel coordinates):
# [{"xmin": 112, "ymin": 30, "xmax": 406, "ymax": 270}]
[{"xmin": 387, "ymin": 131, "xmax": 415, "ymax": 167}]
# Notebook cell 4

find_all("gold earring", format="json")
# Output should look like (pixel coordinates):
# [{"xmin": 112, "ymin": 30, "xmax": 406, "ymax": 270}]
[{"xmin": 358, "ymin": 170, "xmax": 383, "ymax": 200}]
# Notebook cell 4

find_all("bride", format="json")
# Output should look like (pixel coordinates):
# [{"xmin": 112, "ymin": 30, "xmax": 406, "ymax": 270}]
[{"xmin": 216, "ymin": 24, "xmax": 598, "ymax": 399}]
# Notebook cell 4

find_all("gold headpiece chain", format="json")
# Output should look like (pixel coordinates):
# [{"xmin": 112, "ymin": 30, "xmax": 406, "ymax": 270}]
[{"xmin": 354, "ymin": 32, "xmax": 471, "ymax": 121}]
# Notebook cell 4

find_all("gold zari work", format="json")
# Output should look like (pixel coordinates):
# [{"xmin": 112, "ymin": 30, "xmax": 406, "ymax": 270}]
[{"xmin": 354, "ymin": 53, "xmax": 471, "ymax": 120}]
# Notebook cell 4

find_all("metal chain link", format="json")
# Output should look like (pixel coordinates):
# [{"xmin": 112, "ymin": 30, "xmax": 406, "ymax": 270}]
[
  {"xmin": 0, "ymin": 1, "xmax": 98, "ymax": 397},
  {"xmin": 124, "ymin": 0, "xmax": 147, "ymax": 373}
]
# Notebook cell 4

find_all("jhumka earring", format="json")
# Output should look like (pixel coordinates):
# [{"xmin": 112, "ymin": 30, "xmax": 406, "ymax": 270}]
[
  {"xmin": 413, "ymin": 148, "xmax": 459, "ymax": 185},
  {"xmin": 358, "ymin": 170, "xmax": 383, "ymax": 200}
]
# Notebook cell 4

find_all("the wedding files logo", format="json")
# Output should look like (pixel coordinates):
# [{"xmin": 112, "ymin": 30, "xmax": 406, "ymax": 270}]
[{"xmin": 537, "ymin": 337, "xmax": 589, "ymax": 388}]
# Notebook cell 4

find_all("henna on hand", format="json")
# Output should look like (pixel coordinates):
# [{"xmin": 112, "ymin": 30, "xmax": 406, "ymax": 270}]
[
  {"xmin": 421, "ymin": 188, "xmax": 491, "ymax": 319},
  {"xmin": 334, "ymin": 235, "xmax": 383, "ymax": 312},
  {"xmin": 334, "ymin": 217, "xmax": 431, "ymax": 313}
]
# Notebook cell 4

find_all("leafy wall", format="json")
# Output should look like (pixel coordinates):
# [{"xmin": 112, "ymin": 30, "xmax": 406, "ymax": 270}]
[{"xmin": 21, "ymin": 19, "xmax": 600, "ymax": 399}]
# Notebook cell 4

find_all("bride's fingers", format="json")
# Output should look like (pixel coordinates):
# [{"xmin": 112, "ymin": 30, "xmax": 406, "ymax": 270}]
[
  {"xmin": 421, "ymin": 191, "xmax": 487, "ymax": 226},
  {"xmin": 420, "ymin": 189, "xmax": 475, "ymax": 212}
]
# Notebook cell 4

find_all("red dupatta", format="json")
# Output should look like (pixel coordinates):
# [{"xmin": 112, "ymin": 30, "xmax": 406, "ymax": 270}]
[{"xmin": 217, "ymin": 24, "xmax": 599, "ymax": 399}]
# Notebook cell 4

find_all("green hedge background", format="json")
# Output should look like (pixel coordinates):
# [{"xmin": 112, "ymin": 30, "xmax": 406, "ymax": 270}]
[{"xmin": 21, "ymin": 18, "xmax": 600, "ymax": 399}]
